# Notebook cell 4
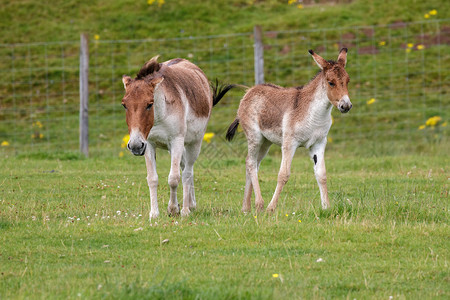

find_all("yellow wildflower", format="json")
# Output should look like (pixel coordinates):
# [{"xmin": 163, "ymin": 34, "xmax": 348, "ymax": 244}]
[
  {"xmin": 417, "ymin": 44, "xmax": 425, "ymax": 50},
  {"xmin": 418, "ymin": 125, "xmax": 426, "ymax": 130},
  {"xmin": 441, "ymin": 122, "xmax": 447, "ymax": 127},
  {"xmin": 33, "ymin": 121, "xmax": 43, "ymax": 128},
  {"xmin": 119, "ymin": 151, "xmax": 124, "ymax": 157},
  {"xmin": 272, "ymin": 273, "xmax": 279, "ymax": 278},
  {"xmin": 147, "ymin": 0, "xmax": 155, "ymax": 4},
  {"xmin": 203, "ymin": 132, "xmax": 215, "ymax": 143},
  {"xmin": 39, "ymin": 133, "xmax": 44, "ymax": 139},
  {"xmin": 157, "ymin": 0, "xmax": 164, "ymax": 7},
  {"xmin": 367, "ymin": 98, "xmax": 376, "ymax": 105},
  {"xmin": 407, "ymin": 43, "xmax": 414, "ymax": 48},
  {"xmin": 297, "ymin": 4, "xmax": 303, "ymax": 9},
  {"xmin": 94, "ymin": 34, "xmax": 100, "ymax": 41},
  {"xmin": 429, "ymin": 9, "xmax": 437, "ymax": 15},
  {"xmin": 121, "ymin": 134, "xmax": 130, "ymax": 148},
  {"xmin": 285, "ymin": 214, "xmax": 288, "ymax": 217},
  {"xmin": 424, "ymin": 14, "xmax": 430, "ymax": 19},
  {"xmin": 425, "ymin": 116, "xmax": 442, "ymax": 127},
  {"xmin": 1, "ymin": 141, "xmax": 10, "ymax": 147},
  {"xmin": 406, "ymin": 48, "xmax": 412, "ymax": 53},
  {"xmin": 378, "ymin": 41, "xmax": 386, "ymax": 46},
  {"xmin": 298, "ymin": 220, "xmax": 302, "ymax": 223},
  {"xmin": 288, "ymin": 0, "xmax": 296, "ymax": 4},
  {"xmin": 327, "ymin": 137, "xmax": 333, "ymax": 143}
]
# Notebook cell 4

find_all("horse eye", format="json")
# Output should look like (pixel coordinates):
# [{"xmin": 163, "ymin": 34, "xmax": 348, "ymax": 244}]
[
  {"xmin": 122, "ymin": 103, "xmax": 127, "ymax": 109},
  {"xmin": 146, "ymin": 103, "xmax": 153, "ymax": 110},
  {"xmin": 328, "ymin": 82, "xmax": 335, "ymax": 87}
]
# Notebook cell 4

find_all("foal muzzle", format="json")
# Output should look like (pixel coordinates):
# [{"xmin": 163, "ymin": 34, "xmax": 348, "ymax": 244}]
[{"xmin": 338, "ymin": 95, "xmax": 352, "ymax": 113}]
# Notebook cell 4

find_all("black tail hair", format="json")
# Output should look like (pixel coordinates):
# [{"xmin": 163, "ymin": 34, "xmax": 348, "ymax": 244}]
[
  {"xmin": 226, "ymin": 118, "xmax": 240, "ymax": 142},
  {"xmin": 211, "ymin": 79, "xmax": 236, "ymax": 106}
]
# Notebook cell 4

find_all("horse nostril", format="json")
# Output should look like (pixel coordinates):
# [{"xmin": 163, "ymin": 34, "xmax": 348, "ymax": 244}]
[
  {"xmin": 141, "ymin": 142, "xmax": 144, "ymax": 148},
  {"xmin": 127, "ymin": 143, "xmax": 131, "ymax": 150}
]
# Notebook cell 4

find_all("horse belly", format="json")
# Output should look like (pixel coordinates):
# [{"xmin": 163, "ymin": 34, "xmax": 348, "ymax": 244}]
[{"xmin": 185, "ymin": 116, "xmax": 209, "ymax": 145}]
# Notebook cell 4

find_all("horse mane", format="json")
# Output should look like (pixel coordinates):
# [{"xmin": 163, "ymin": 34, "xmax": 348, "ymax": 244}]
[{"xmin": 136, "ymin": 56, "xmax": 161, "ymax": 80}]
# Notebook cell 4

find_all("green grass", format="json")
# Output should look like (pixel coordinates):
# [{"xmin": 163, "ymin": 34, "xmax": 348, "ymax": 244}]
[
  {"xmin": 0, "ymin": 0, "xmax": 449, "ymax": 156},
  {"xmin": 1, "ymin": 151, "xmax": 448, "ymax": 298}
]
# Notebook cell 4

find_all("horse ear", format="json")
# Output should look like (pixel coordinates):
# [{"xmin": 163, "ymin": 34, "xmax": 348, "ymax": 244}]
[
  {"xmin": 122, "ymin": 75, "xmax": 132, "ymax": 89},
  {"xmin": 308, "ymin": 50, "xmax": 329, "ymax": 70},
  {"xmin": 337, "ymin": 48, "xmax": 348, "ymax": 67},
  {"xmin": 151, "ymin": 76, "xmax": 164, "ymax": 89}
]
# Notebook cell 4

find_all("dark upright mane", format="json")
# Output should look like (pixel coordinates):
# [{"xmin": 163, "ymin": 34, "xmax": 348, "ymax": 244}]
[{"xmin": 136, "ymin": 56, "xmax": 161, "ymax": 80}]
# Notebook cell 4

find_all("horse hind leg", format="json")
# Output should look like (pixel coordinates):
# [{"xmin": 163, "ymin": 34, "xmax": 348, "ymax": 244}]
[
  {"xmin": 181, "ymin": 141, "xmax": 202, "ymax": 217},
  {"xmin": 167, "ymin": 137, "xmax": 184, "ymax": 216},
  {"xmin": 242, "ymin": 139, "xmax": 271, "ymax": 212}
]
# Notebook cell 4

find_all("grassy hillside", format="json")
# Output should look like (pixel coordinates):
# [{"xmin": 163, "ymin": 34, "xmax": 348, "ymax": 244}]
[
  {"xmin": 1, "ymin": 0, "xmax": 449, "ymax": 44},
  {"xmin": 0, "ymin": 0, "xmax": 448, "ymax": 157}
]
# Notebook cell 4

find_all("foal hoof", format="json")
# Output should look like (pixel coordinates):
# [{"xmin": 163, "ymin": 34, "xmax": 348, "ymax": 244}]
[
  {"xmin": 242, "ymin": 206, "xmax": 251, "ymax": 213},
  {"xmin": 167, "ymin": 204, "xmax": 180, "ymax": 216},
  {"xmin": 181, "ymin": 207, "xmax": 191, "ymax": 217},
  {"xmin": 266, "ymin": 206, "xmax": 276, "ymax": 214},
  {"xmin": 255, "ymin": 202, "xmax": 265, "ymax": 213}
]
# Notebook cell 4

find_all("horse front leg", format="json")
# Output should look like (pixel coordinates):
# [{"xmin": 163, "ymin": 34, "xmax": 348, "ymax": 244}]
[
  {"xmin": 167, "ymin": 137, "xmax": 184, "ymax": 216},
  {"xmin": 309, "ymin": 140, "xmax": 330, "ymax": 209},
  {"xmin": 266, "ymin": 142, "xmax": 296, "ymax": 213},
  {"xmin": 144, "ymin": 143, "xmax": 159, "ymax": 220}
]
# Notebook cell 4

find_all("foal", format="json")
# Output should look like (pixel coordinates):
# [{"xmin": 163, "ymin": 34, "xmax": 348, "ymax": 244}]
[
  {"xmin": 122, "ymin": 56, "xmax": 234, "ymax": 219},
  {"xmin": 226, "ymin": 49, "xmax": 352, "ymax": 212}
]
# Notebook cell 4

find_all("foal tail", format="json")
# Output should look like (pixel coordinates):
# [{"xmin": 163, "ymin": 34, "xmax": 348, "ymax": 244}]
[
  {"xmin": 226, "ymin": 118, "xmax": 240, "ymax": 142},
  {"xmin": 211, "ymin": 79, "xmax": 237, "ymax": 106}
]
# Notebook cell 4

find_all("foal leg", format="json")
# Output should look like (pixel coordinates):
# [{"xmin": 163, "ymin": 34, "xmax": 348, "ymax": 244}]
[
  {"xmin": 309, "ymin": 140, "xmax": 330, "ymax": 209},
  {"xmin": 245, "ymin": 136, "xmax": 267, "ymax": 212},
  {"xmin": 167, "ymin": 137, "xmax": 184, "ymax": 216},
  {"xmin": 180, "ymin": 141, "xmax": 201, "ymax": 217},
  {"xmin": 242, "ymin": 139, "xmax": 271, "ymax": 212},
  {"xmin": 144, "ymin": 143, "xmax": 159, "ymax": 220},
  {"xmin": 266, "ymin": 141, "xmax": 297, "ymax": 213}
]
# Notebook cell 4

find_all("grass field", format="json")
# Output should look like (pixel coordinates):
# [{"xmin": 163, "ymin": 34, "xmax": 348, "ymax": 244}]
[
  {"xmin": 1, "ymin": 150, "xmax": 448, "ymax": 299},
  {"xmin": 1, "ymin": 0, "xmax": 449, "ymax": 298}
]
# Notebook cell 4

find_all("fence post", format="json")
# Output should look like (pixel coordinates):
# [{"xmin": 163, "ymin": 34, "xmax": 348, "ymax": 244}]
[
  {"xmin": 253, "ymin": 25, "xmax": 264, "ymax": 85},
  {"xmin": 79, "ymin": 33, "xmax": 89, "ymax": 157}
]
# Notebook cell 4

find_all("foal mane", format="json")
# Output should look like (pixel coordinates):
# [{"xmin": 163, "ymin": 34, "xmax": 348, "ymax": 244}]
[{"xmin": 136, "ymin": 56, "xmax": 161, "ymax": 80}]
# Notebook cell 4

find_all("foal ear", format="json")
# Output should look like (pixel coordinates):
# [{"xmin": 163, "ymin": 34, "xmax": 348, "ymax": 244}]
[
  {"xmin": 337, "ymin": 48, "xmax": 348, "ymax": 67},
  {"xmin": 308, "ymin": 50, "xmax": 329, "ymax": 70},
  {"xmin": 122, "ymin": 75, "xmax": 132, "ymax": 89}
]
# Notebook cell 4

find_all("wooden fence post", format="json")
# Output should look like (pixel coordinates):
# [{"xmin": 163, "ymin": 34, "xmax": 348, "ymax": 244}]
[
  {"xmin": 79, "ymin": 33, "xmax": 89, "ymax": 157},
  {"xmin": 253, "ymin": 25, "xmax": 264, "ymax": 85}
]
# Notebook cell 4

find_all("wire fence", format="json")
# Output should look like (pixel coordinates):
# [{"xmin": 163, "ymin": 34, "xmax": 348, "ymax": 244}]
[{"xmin": 0, "ymin": 19, "xmax": 448, "ymax": 158}]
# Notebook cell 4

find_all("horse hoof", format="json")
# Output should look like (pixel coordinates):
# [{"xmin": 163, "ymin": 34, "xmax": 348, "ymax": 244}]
[
  {"xmin": 167, "ymin": 204, "xmax": 180, "ymax": 216},
  {"xmin": 181, "ymin": 207, "xmax": 191, "ymax": 217},
  {"xmin": 149, "ymin": 211, "xmax": 160, "ymax": 220}
]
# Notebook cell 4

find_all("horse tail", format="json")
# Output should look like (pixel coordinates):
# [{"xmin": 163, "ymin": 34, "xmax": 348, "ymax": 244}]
[
  {"xmin": 211, "ymin": 79, "xmax": 237, "ymax": 106},
  {"xmin": 226, "ymin": 118, "xmax": 240, "ymax": 142}
]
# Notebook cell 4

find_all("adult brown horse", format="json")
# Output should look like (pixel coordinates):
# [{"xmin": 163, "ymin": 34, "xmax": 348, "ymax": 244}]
[{"xmin": 122, "ymin": 56, "xmax": 234, "ymax": 219}]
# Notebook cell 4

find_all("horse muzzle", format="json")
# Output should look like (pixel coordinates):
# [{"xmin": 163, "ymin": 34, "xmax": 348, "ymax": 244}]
[
  {"xmin": 338, "ymin": 95, "xmax": 352, "ymax": 113},
  {"xmin": 127, "ymin": 141, "xmax": 147, "ymax": 156}
]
